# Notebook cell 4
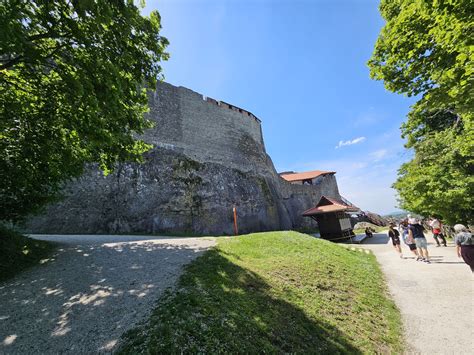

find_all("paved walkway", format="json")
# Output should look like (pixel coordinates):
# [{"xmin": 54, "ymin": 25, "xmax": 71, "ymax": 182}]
[
  {"xmin": 0, "ymin": 235, "xmax": 215, "ymax": 354},
  {"xmin": 351, "ymin": 233, "xmax": 473, "ymax": 354}
]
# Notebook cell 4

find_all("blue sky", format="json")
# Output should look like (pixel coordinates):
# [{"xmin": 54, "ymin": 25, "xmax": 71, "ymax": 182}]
[{"xmin": 143, "ymin": 0, "xmax": 415, "ymax": 215}]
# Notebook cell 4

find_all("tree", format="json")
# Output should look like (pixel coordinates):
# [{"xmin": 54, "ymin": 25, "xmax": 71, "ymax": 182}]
[
  {"xmin": 0, "ymin": 0, "xmax": 168, "ymax": 221},
  {"xmin": 368, "ymin": 0, "xmax": 473, "ymax": 225}
]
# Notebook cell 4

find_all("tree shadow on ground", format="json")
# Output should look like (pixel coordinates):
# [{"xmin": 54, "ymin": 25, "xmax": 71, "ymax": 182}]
[
  {"xmin": 120, "ymin": 248, "xmax": 364, "ymax": 354},
  {"xmin": 430, "ymin": 259, "xmax": 465, "ymax": 264},
  {"xmin": 0, "ymin": 238, "xmax": 212, "ymax": 353},
  {"xmin": 28, "ymin": 234, "xmax": 221, "ymax": 245}
]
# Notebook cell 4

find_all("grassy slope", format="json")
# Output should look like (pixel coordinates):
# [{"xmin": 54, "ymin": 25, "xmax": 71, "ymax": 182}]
[
  {"xmin": 120, "ymin": 231, "xmax": 402, "ymax": 354},
  {"xmin": 0, "ymin": 225, "xmax": 55, "ymax": 283}
]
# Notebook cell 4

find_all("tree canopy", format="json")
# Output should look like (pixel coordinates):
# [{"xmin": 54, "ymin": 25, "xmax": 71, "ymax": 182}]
[
  {"xmin": 0, "ymin": 0, "xmax": 168, "ymax": 221},
  {"xmin": 369, "ymin": 0, "xmax": 473, "ymax": 225}
]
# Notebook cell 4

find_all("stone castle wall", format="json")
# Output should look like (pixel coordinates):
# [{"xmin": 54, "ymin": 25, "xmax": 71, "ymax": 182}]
[
  {"xmin": 144, "ymin": 83, "xmax": 267, "ymax": 173},
  {"xmin": 25, "ymin": 82, "xmax": 340, "ymax": 235}
]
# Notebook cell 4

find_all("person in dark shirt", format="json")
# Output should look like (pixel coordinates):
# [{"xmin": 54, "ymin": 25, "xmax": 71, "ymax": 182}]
[
  {"xmin": 408, "ymin": 218, "xmax": 430, "ymax": 263},
  {"xmin": 388, "ymin": 223, "xmax": 403, "ymax": 258},
  {"xmin": 399, "ymin": 219, "xmax": 418, "ymax": 258}
]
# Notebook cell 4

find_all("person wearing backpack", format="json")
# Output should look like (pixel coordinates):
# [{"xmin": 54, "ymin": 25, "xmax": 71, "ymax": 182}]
[{"xmin": 408, "ymin": 218, "xmax": 430, "ymax": 263}]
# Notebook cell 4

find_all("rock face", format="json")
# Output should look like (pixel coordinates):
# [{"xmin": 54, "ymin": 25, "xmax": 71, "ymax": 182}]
[
  {"xmin": 25, "ymin": 82, "xmax": 341, "ymax": 235},
  {"xmin": 351, "ymin": 212, "xmax": 389, "ymax": 228}
]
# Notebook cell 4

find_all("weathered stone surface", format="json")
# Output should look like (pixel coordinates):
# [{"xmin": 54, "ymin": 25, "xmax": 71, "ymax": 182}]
[{"xmin": 25, "ymin": 82, "xmax": 341, "ymax": 235}]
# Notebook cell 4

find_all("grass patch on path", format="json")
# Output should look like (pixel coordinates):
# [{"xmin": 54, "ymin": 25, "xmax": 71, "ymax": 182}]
[
  {"xmin": 120, "ymin": 231, "xmax": 402, "ymax": 354},
  {"xmin": 0, "ymin": 225, "xmax": 55, "ymax": 283}
]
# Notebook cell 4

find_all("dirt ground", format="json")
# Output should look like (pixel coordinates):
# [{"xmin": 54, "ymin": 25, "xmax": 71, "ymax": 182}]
[
  {"xmin": 351, "ymin": 232, "xmax": 473, "ymax": 354},
  {"xmin": 0, "ymin": 235, "xmax": 215, "ymax": 354}
]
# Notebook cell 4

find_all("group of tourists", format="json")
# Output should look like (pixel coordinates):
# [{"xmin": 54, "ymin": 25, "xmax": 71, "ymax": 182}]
[
  {"xmin": 384, "ymin": 216, "xmax": 473, "ymax": 272},
  {"xmin": 387, "ymin": 217, "xmax": 430, "ymax": 262}
]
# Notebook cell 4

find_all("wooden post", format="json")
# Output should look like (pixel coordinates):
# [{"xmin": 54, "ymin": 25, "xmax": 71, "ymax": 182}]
[{"xmin": 233, "ymin": 206, "xmax": 238, "ymax": 236}]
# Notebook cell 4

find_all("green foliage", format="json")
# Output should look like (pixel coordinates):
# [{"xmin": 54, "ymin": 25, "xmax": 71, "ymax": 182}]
[
  {"xmin": 369, "ymin": 0, "xmax": 473, "ymax": 113},
  {"xmin": 0, "ymin": 224, "xmax": 55, "ymax": 283},
  {"xmin": 393, "ymin": 126, "xmax": 473, "ymax": 225},
  {"xmin": 0, "ymin": 0, "xmax": 168, "ymax": 221},
  {"xmin": 369, "ymin": 0, "xmax": 473, "ymax": 224},
  {"xmin": 119, "ymin": 232, "xmax": 403, "ymax": 354}
]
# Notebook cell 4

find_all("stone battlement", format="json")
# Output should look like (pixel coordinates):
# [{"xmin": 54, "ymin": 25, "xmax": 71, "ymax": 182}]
[
  {"xmin": 203, "ymin": 96, "xmax": 261, "ymax": 123},
  {"xmin": 144, "ymin": 81, "xmax": 266, "ymax": 174}
]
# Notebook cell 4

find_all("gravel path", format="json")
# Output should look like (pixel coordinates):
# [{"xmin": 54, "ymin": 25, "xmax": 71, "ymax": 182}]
[
  {"xmin": 0, "ymin": 235, "xmax": 215, "ymax": 354},
  {"xmin": 351, "ymin": 233, "xmax": 473, "ymax": 354}
]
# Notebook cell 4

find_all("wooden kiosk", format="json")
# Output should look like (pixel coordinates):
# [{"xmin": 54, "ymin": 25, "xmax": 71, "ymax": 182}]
[{"xmin": 303, "ymin": 196, "xmax": 360, "ymax": 241}]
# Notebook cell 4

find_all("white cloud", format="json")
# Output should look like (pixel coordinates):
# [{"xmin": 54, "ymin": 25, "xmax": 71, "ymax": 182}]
[
  {"xmin": 335, "ymin": 136, "xmax": 366, "ymax": 149},
  {"xmin": 369, "ymin": 149, "xmax": 388, "ymax": 161}
]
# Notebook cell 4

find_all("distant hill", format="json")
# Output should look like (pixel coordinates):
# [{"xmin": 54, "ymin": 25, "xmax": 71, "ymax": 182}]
[
  {"xmin": 384, "ymin": 211, "xmax": 409, "ymax": 219},
  {"xmin": 383, "ymin": 211, "xmax": 424, "ymax": 221}
]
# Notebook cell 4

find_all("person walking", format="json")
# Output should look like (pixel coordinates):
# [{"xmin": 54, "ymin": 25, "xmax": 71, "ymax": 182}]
[
  {"xmin": 408, "ymin": 218, "xmax": 430, "ymax": 263},
  {"xmin": 388, "ymin": 223, "xmax": 403, "ymax": 258},
  {"xmin": 400, "ymin": 219, "xmax": 419, "ymax": 259},
  {"xmin": 454, "ymin": 224, "xmax": 473, "ymax": 272},
  {"xmin": 430, "ymin": 217, "xmax": 447, "ymax": 247}
]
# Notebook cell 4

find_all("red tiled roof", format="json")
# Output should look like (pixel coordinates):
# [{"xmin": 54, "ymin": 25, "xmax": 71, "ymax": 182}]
[
  {"xmin": 279, "ymin": 170, "xmax": 335, "ymax": 182},
  {"xmin": 303, "ymin": 196, "xmax": 359, "ymax": 216}
]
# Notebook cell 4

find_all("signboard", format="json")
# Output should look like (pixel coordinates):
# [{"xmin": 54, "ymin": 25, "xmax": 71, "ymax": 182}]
[{"xmin": 339, "ymin": 217, "xmax": 351, "ymax": 231}]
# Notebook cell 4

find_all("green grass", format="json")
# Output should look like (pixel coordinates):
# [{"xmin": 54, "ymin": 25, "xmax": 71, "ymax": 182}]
[
  {"xmin": 294, "ymin": 226, "xmax": 320, "ymax": 235},
  {"xmin": 119, "ymin": 231, "xmax": 403, "ymax": 354},
  {"xmin": 0, "ymin": 225, "xmax": 55, "ymax": 283}
]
